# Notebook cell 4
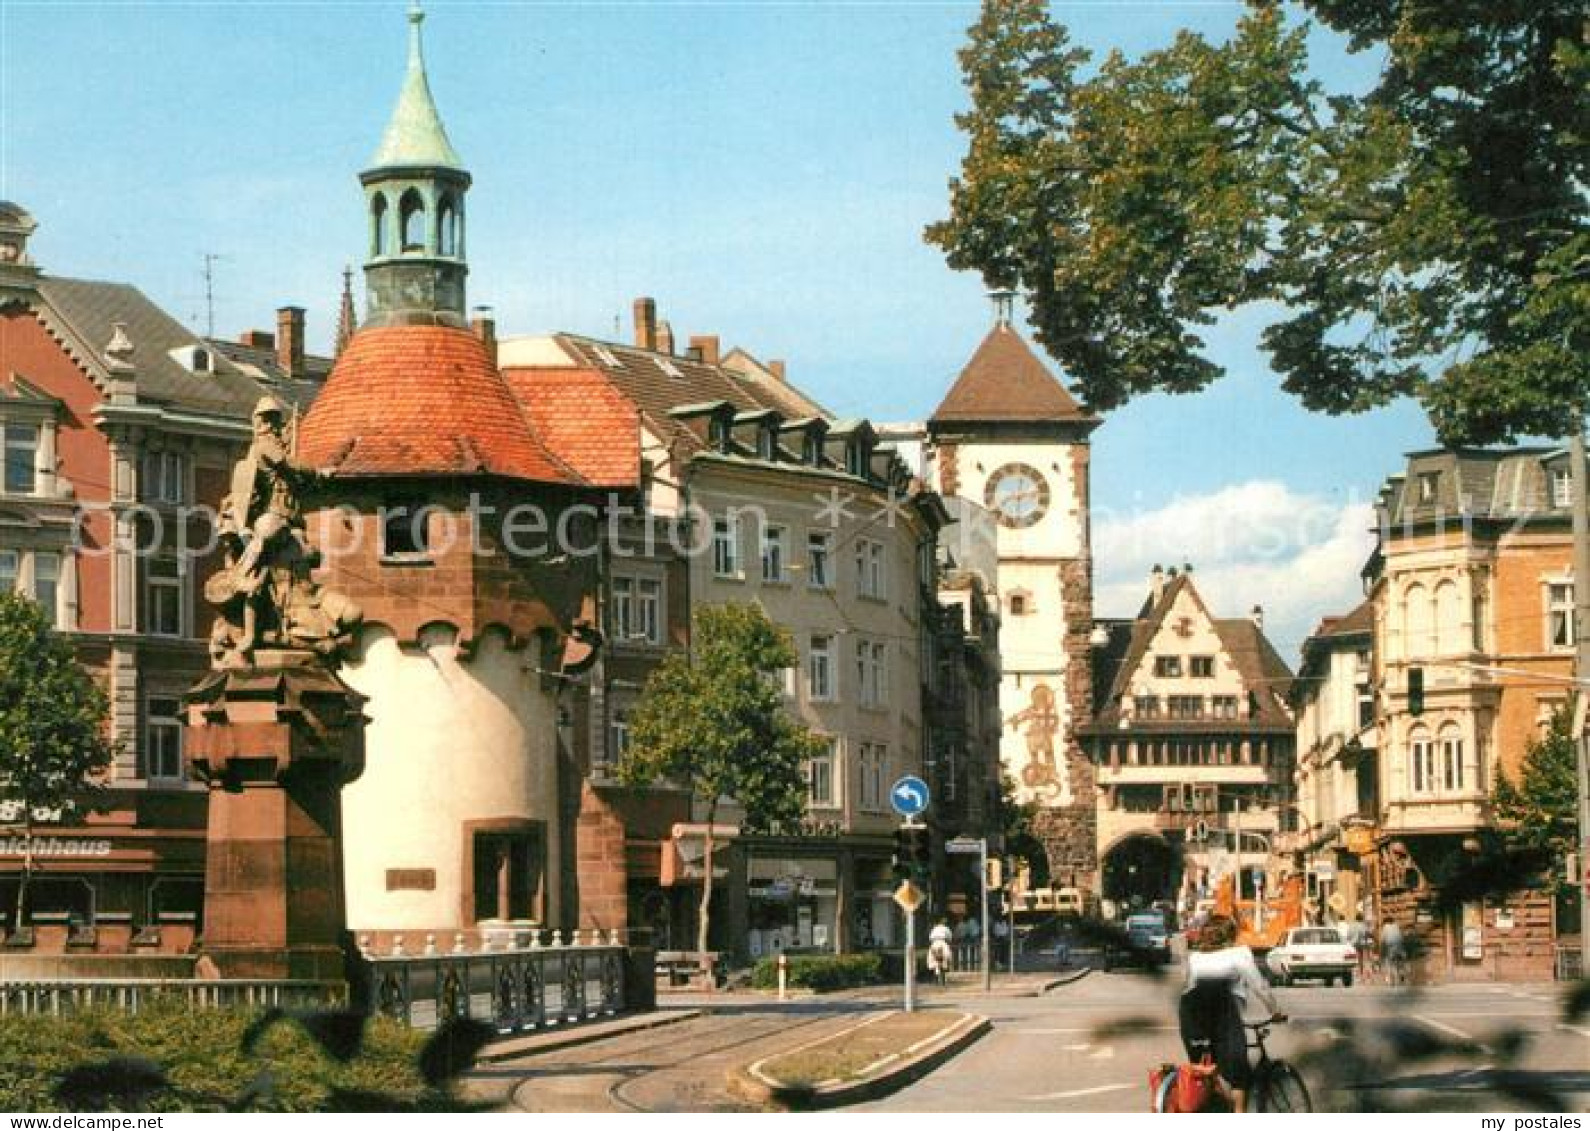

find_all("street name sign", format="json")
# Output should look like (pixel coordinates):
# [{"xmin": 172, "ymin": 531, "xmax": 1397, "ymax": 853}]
[
  {"xmin": 945, "ymin": 836, "xmax": 983, "ymax": 856},
  {"xmin": 889, "ymin": 775, "xmax": 930, "ymax": 819}
]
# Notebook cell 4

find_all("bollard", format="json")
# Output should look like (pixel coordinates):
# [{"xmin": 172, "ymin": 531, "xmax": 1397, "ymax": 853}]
[
  {"xmin": 777, "ymin": 952, "xmax": 789, "ymax": 1001},
  {"xmin": 424, "ymin": 933, "xmax": 437, "ymax": 956}
]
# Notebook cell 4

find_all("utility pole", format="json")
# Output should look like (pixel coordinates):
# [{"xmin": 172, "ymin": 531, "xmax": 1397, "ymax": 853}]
[{"xmin": 1571, "ymin": 429, "xmax": 1590, "ymax": 951}]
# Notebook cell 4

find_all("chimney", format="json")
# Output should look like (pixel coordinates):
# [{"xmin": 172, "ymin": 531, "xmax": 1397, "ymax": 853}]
[
  {"xmin": 471, "ymin": 306, "xmax": 497, "ymax": 366},
  {"xmin": 656, "ymin": 320, "xmax": 675, "ymax": 356},
  {"xmin": 633, "ymin": 297, "xmax": 657, "ymax": 351},
  {"xmin": 1251, "ymin": 604, "xmax": 1265, "ymax": 631},
  {"xmin": 1150, "ymin": 563, "xmax": 1165, "ymax": 602},
  {"xmin": 769, "ymin": 359, "xmax": 787, "ymax": 382},
  {"xmin": 276, "ymin": 306, "xmax": 305, "ymax": 379},
  {"xmin": 689, "ymin": 335, "xmax": 720, "ymax": 367},
  {"xmin": 239, "ymin": 329, "xmax": 275, "ymax": 349}
]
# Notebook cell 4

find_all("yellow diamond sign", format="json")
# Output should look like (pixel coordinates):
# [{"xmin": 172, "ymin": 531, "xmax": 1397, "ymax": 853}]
[{"xmin": 893, "ymin": 880, "xmax": 924, "ymax": 913}]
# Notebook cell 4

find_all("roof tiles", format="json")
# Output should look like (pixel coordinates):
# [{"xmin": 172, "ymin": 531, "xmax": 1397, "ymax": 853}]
[{"xmin": 931, "ymin": 324, "xmax": 1093, "ymax": 425}]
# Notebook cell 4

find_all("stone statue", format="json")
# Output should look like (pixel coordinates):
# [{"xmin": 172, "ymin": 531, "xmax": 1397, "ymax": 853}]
[{"xmin": 205, "ymin": 395, "xmax": 361, "ymax": 667}]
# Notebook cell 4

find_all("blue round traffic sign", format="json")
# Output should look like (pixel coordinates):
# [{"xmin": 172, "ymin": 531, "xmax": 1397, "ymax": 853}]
[{"xmin": 890, "ymin": 775, "xmax": 930, "ymax": 818}]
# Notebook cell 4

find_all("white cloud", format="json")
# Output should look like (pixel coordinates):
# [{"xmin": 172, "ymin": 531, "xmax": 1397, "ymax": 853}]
[{"xmin": 1093, "ymin": 481, "xmax": 1376, "ymax": 663}]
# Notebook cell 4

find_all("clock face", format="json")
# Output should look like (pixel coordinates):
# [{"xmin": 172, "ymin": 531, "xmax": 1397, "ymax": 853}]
[{"xmin": 984, "ymin": 463, "xmax": 1051, "ymax": 528}]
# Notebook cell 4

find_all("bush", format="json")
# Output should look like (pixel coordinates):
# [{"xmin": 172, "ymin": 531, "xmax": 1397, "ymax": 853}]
[
  {"xmin": 749, "ymin": 952, "xmax": 884, "ymax": 993},
  {"xmin": 0, "ymin": 999, "xmax": 467, "ymax": 1112}
]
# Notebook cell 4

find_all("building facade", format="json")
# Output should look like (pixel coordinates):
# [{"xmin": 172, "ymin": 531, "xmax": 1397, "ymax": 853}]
[
  {"xmin": 1080, "ymin": 568, "xmax": 1296, "ymax": 918},
  {"xmin": 1364, "ymin": 448, "xmax": 1566, "ymax": 980}
]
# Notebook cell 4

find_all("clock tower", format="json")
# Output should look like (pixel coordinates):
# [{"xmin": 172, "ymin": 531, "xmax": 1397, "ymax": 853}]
[{"xmin": 926, "ymin": 296, "xmax": 1102, "ymax": 887}]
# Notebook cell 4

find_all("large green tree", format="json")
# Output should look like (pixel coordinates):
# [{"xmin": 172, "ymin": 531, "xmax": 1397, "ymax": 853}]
[
  {"xmin": 617, "ymin": 603, "xmax": 821, "ymax": 960},
  {"xmin": 929, "ymin": 0, "xmax": 1588, "ymax": 444},
  {"xmin": 0, "ymin": 591, "xmax": 116, "ymax": 932},
  {"xmin": 1494, "ymin": 703, "xmax": 1579, "ymax": 865}
]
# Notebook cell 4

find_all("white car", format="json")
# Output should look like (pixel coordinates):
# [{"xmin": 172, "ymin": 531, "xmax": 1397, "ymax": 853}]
[{"xmin": 1266, "ymin": 926, "xmax": 1358, "ymax": 986}]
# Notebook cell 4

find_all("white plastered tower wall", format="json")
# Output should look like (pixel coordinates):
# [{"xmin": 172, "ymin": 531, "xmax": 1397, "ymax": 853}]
[{"xmin": 339, "ymin": 624, "xmax": 563, "ymax": 931}]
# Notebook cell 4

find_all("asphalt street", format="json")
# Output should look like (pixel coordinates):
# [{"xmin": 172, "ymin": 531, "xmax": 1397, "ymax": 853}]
[{"xmin": 854, "ymin": 970, "xmax": 1590, "ymax": 1113}]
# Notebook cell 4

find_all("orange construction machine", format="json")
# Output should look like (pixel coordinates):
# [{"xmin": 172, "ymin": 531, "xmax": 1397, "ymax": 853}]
[{"xmin": 1211, "ymin": 872, "xmax": 1306, "ymax": 955}]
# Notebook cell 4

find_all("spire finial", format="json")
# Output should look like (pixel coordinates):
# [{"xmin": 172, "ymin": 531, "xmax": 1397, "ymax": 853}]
[
  {"xmin": 407, "ymin": 1, "xmax": 425, "ymax": 67},
  {"xmin": 989, "ymin": 288, "xmax": 1015, "ymax": 328}
]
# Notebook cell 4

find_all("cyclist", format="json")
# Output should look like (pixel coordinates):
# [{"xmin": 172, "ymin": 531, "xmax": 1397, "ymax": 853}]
[
  {"xmin": 927, "ymin": 919, "xmax": 953, "ymax": 985},
  {"xmin": 1178, "ymin": 914, "xmax": 1283, "ymax": 1112}
]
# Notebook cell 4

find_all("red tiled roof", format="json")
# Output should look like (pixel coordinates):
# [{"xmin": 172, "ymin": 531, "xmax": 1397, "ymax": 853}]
[
  {"xmin": 299, "ymin": 325, "xmax": 578, "ymax": 484},
  {"xmin": 506, "ymin": 367, "xmax": 640, "ymax": 489},
  {"xmin": 930, "ymin": 324, "xmax": 1093, "ymax": 424}
]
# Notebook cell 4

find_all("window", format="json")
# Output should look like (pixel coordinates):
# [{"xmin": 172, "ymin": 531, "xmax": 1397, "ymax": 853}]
[
  {"xmin": 712, "ymin": 516, "xmax": 741, "ymax": 578},
  {"xmin": 1211, "ymin": 695, "xmax": 1239, "ymax": 720},
  {"xmin": 855, "ymin": 539, "xmax": 886, "ymax": 600},
  {"xmin": 1009, "ymin": 591, "xmax": 1030, "ymax": 617},
  {"xmin": 760, "ymin": 523, "xmax": 788, "ymax": 583},
  {"xmin": 856, "ymin": 640, "xmax": 888, "ymax": 707},
  {"xmin": 144, "ymin": 697, "xmax": 184, "ymax": 783},
  {"xmin": 399, "ymin": 189, "xmax": 426, "ymax": 252},
  {"xmin": 438, "ymin": 198, "xmax": 458, "ymax": 256},
  {"xmin": 1409, "ymin": 728, "xmax": 1435, "ymax": 794},
  {"xmin": 4, "ymin": 423, "xmax": 37, "ymax": 495},
  {"xmin": 142, "ymin": 451, "xmax": 187, "ymax": 505},
  {"xmin": 371, "ymin": 193, "xmax": 389, "ymax": 255},
  {"xmin": 806, "ymin": 531, "xmax": 833, "ymax": 589},
  {"xmin": 808, "ymin": 634, "xmax": 836, "ymax": 701},
  {"xmin": 1418, "ymin": 472, "xmax": 1439, "ymax": 502},
  {"xmin": 146, "ymin": 558, "xmax": 182, "ymax": 637},
  {"xmin": 1552, "ymin": 468, "xmax": 1573, "ymax": 508},
  {"xmin": 1190, "ymin": 656, "xmax": 1214, "ymax": 678},
  {"xmin": 609, "ymin": 710, "xmax": 630, "ymax": 766},
  {"xmin": 381, "ymin": 503, "xmax": 433, "ymax": 559},
  {"xmin": 806, "ymin": 738, "xmax": 836, "ymax": 807},
  {"xmin": 471, "ymin": 829, "xmax": 544, "ymax": 922},
  {"xmin": 1134, "ymin": 695, "xmax": 1161, "ymax": 719},
  {"xmin": 757, "ymin": 426, "xmax": 776, "ymax": 461},
  {"xmin": 1471, "ymin": 583, "xmax": 1488, "ymax": 652},
  {"xmin": 0, "ymin": 550, "xmax": 15, "ymax": 593},
  {"xmin": 1154, "ymin": 655, "xmax": 1183, "ymax": 678},
  {"xmin": 859, "ymin": 743, "xmax": 887, "ymax": 811},
  {"xmin": 1168, "ymin": 695, "xmax": 1204, "ymax": 720},
  {"xmin": 33, "ymin": 552, "xmax": 59, "ymax": 626},
  {"xmin": 611, "ymin": 575, "xmax": 662, "ymax": 646},
  {"xmin": 1440, "ymin": 725, "xmax": 1465, "ymax": 792},
  {"xmin": 1549, "ymin": 581, "xmax": 1575, "ymax": 650},
  {"xmin": 846, "ymin": 440, "xmax": 868, "ymax": 478}
]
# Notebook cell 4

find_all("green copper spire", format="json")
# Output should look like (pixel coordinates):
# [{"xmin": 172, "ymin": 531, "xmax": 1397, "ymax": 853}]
[{"xmin": 368, "ymin": 1, "xmax": 464, "ymax": 172}]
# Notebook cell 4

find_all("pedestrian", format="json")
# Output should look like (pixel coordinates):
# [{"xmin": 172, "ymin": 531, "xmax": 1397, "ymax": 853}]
[{"xmin": 1379, "ymin": 919, "xmax": 1407, "ymax": 985}]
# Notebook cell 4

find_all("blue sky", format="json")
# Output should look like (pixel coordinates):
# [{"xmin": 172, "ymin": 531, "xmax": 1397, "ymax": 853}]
[{"xmin": 1, "ymin": 0, "xmax": 1438, "ymax": 655}]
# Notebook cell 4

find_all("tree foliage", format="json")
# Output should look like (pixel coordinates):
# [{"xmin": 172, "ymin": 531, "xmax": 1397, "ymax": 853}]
[
  {"xmin": 0, "ymin": 591, "xmax": 116, "ymax": 925},
  {"xmin": 617, "ymin": 603, "xmax": 822, "ymax": 955},
  {"xmin": 1494, "ymin": 702, "xmax": 1579, "ymax": 863},
  {"xmin": 929, "ymin": 0, "xmax": 1589, "ymax": 444}
]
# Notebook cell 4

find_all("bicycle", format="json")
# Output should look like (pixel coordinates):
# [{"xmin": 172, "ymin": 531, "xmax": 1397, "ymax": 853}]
[{"xmin": 1151, "ymin": 1017, "xmax": 1312, "ymax": 1113}]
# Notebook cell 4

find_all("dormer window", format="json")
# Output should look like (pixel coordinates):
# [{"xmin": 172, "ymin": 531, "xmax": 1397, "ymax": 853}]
[
  {"xmin": 757, "ymin": 427, "xmax": 776, "ymax": 461},
  {"xmin": 1551, "ymin": 467, "xmax": 1572, "ymax": 508},
  {"xmin": 847, "ymin": 439, "xmax": 869, "ymax": 478},
  {"xmin": 709, "ymin": 417, "xmax": 729, "ymax": 451},
  {"xmin": 803, "ymin": 434, "xmax": 822, "ymax": 467}
]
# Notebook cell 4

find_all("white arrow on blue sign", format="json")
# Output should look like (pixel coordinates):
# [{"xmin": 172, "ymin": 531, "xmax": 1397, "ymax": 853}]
[{"xmin": 890, "ymin": 775, "xmax": 930, "ymax": 818}]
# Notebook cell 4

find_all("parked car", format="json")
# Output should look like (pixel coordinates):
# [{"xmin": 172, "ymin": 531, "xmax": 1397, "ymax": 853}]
[
  {"xmin": 1266, "ymin": 926, "xmax": 1358, "ymax": 986},
  {"xmin": 1122, "ymin": 910, "xmax": 1172, "ymax": 966}
]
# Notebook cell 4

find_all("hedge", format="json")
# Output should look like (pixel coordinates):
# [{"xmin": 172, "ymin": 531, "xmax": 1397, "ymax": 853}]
[
  {"xmin": 0, "ymin": 999, "xmax": 468, "ymax": 1112},
  {"xmin": 749, "ymin": 952, "xmax": 884, "ymax": 992}
]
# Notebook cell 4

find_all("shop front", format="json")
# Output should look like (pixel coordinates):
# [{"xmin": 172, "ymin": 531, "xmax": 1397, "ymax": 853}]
[{"xmin": 747, "ymin": 853, "xmax": 838, "ymax": 957}]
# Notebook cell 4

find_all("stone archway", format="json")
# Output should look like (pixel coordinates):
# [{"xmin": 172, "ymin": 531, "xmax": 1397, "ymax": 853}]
[{"xmin": 1100, "ymin": 832, "xmax": 1180, "ymax": 913}]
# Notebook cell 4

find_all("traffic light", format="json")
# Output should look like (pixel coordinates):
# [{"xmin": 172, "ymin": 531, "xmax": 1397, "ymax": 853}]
[
  {"xmin": 1407, "ymin": 666, "xmax": 1425, "ymax": 717},
  {"xmin": 984, "ymin": 857, "xmax": 1005, "ymax": 891},
  {"xmin": 894, "ymin": 823, "xmax": 931, "ymax": 877}
]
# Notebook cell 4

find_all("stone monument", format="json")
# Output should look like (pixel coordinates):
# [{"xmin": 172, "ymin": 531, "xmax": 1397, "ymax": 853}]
[{"xmin": 185, "ymin": 396, "xmax": 366, "ymax": 980}]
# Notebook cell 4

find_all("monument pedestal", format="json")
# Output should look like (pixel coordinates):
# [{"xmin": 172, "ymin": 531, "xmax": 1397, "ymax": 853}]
[{"xmin": 185, "ymin": 649, "xmax": 366, "ymax": 981}]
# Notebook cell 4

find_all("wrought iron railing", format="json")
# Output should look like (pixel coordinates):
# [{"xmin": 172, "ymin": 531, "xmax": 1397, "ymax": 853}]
[
  {"xmin": 360, "ymin": 929, "xmax": 626, "ymax": 1034},
  {"xmin": 0, "ymin": 979, "xmax": 343, "ymax": 1016}
]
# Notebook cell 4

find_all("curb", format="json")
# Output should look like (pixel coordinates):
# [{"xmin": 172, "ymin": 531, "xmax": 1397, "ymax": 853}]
[
  {"xmin": 476, "ymin": 1008, "xmax": 702, "ymax": 1064},
  {"xmin": 728, "ymin": 1011, "xmax": 991, "ymax": 1111}
]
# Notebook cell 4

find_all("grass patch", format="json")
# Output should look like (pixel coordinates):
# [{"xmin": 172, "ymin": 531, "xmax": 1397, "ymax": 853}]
[
  {"xmin": 0, "ymin": 999, "xmax": 467, "ymax": 1111},
  {"xmin": 755, "ymin": 1010, "xmax": 963, "ymax": 1088}
]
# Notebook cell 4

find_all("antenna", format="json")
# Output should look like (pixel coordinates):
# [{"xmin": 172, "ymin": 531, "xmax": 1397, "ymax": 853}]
[{"xmin": 200, "ymin": 253, "xmax": 231, "ymax": 339}]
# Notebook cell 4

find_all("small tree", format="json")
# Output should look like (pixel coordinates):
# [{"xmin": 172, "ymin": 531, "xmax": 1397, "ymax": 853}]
[
  {"xmin": 0, "ymin": 591, "xmax": 116, "ymax": 932},
  {"xmin": 618, "ymin": 603, "xmax": 821, "ymax": 960},
  {"xmin": 998, "ymin": 772, "xmax": 1049, "ymax": 889},
  {"xmin": 1494, "ymin": 703, "xmax": 1580, "ymax": 899}
]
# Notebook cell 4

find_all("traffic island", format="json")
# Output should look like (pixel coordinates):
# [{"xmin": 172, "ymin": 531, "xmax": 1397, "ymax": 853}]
[{"xmin": 729, "ymin": 1009, "xmax": 989, "ymax": 1111}]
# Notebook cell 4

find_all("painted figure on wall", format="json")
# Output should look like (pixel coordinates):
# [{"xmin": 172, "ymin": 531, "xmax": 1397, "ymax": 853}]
[{"xmin": 1007, "ymin": 682, "xmax": 1071, "ymax": 805}]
